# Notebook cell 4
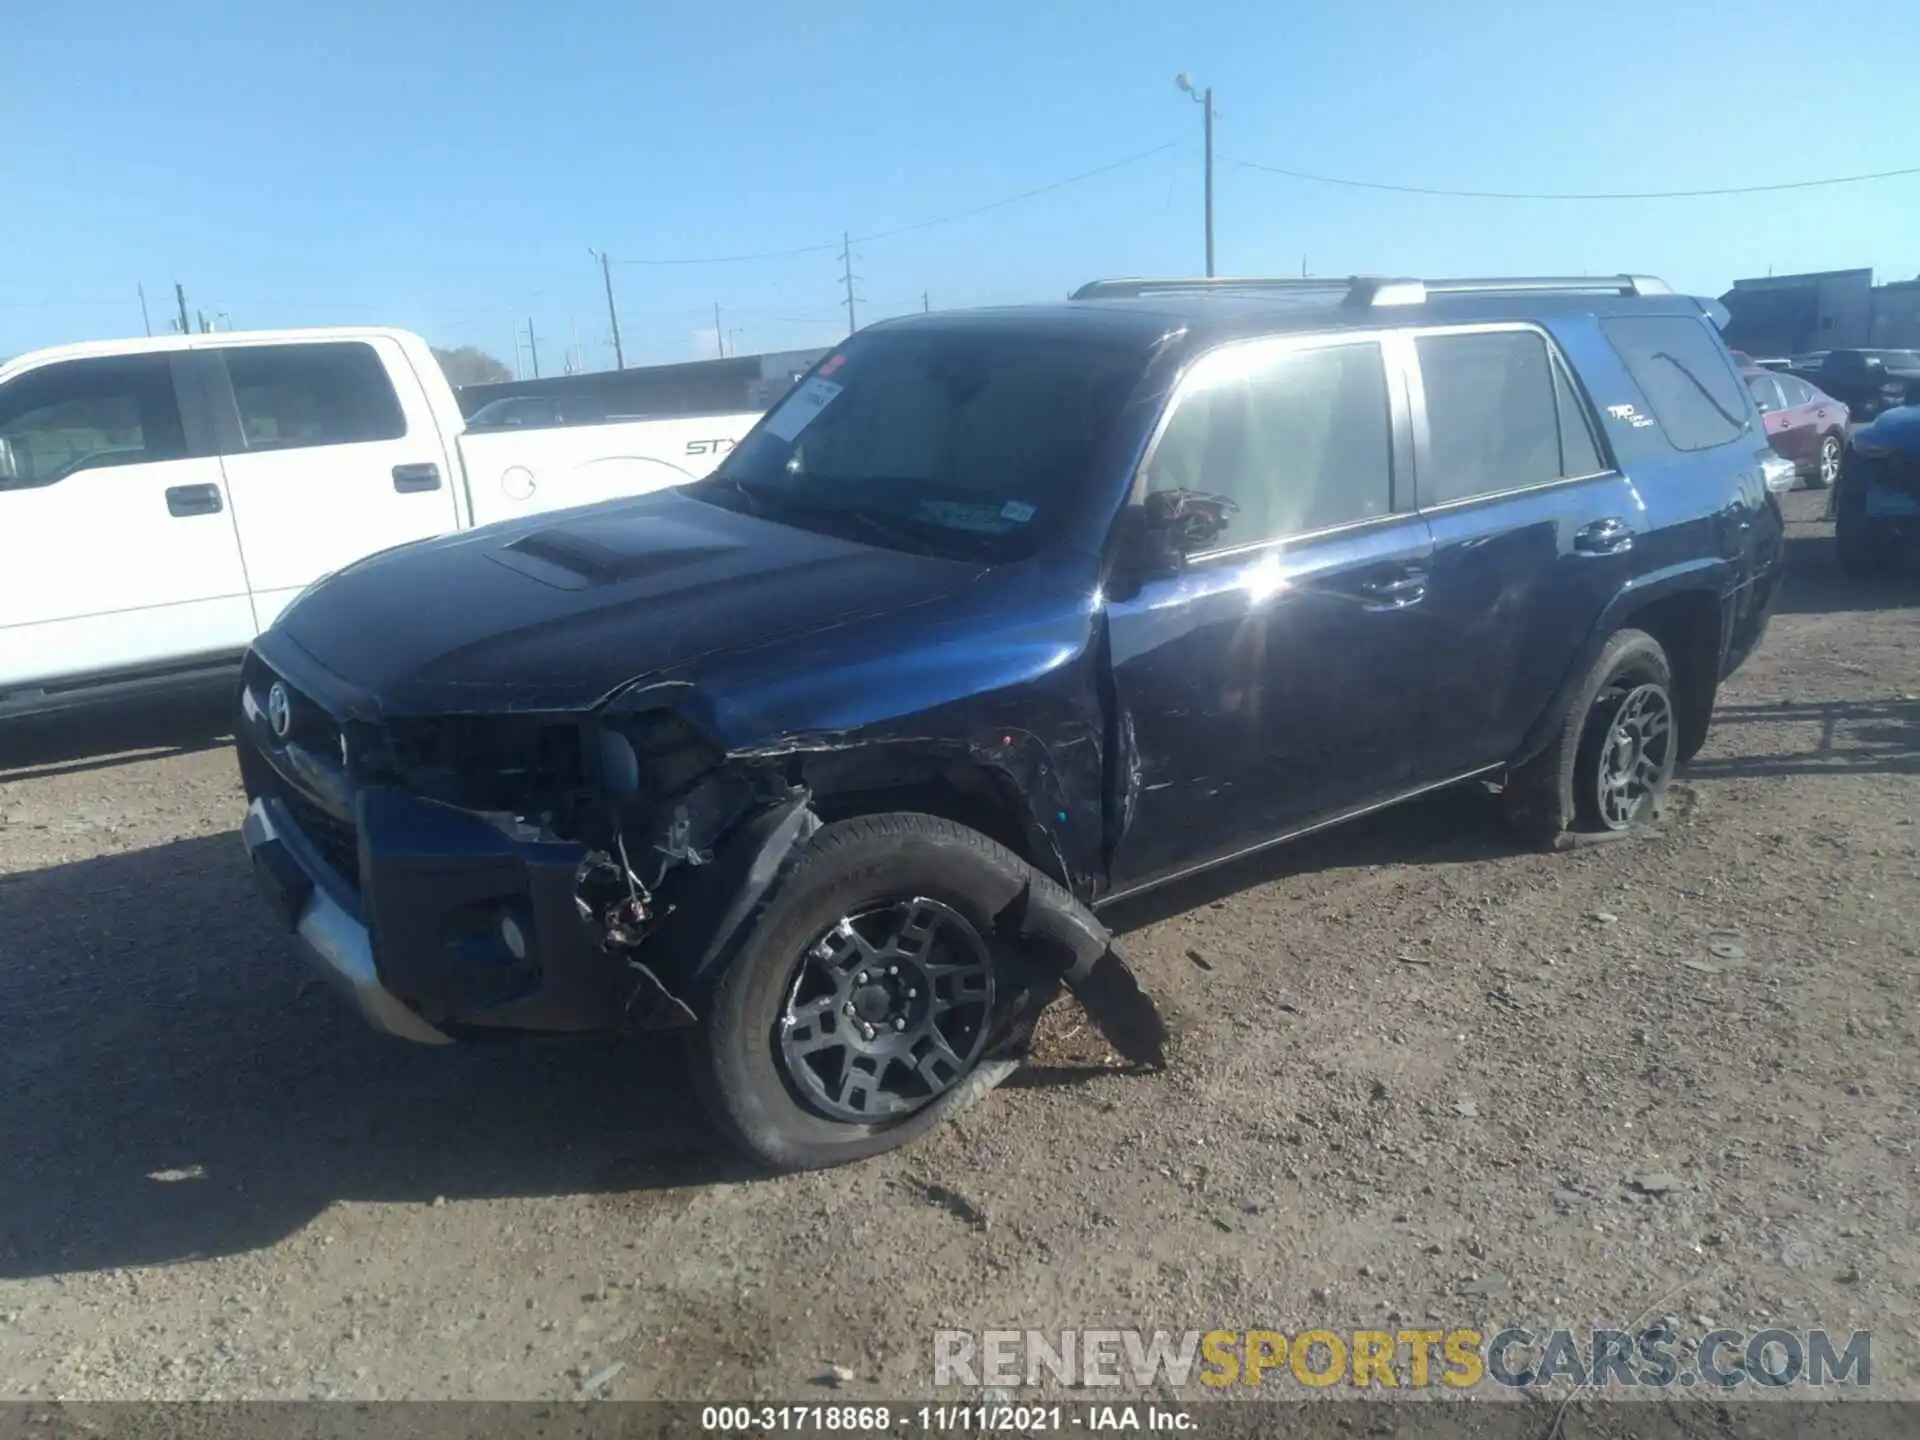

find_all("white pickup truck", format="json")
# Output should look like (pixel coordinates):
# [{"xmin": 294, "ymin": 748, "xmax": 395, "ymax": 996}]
[{"xmin": 0, "ymin": 327, "xmax": 763, "ymax": 720}]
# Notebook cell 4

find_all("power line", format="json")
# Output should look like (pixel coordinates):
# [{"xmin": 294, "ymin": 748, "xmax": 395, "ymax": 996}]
[
  {"xmin": 611, "ymin": 142, "xmax": 1176, "ymax": 267},
  {"xmin": 1226, "ymin": 155, "xmax": 1920, "ymax": 201}
]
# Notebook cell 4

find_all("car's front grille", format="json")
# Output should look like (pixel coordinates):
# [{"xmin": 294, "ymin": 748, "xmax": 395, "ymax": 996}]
[
  {"xmin": 277, "ymin": 777, "xmax": 360, "ymax": 886},
  {"xmin": 238, "ymin": 655, "xmax": 361, "ymax": 892}
]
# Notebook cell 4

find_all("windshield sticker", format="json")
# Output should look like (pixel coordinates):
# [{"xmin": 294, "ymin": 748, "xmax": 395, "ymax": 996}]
[
  {"xmin": 818, "ymin": 353, "xmax": 848, "ymax": 377},
  {"xmin": 763, "ymin": 377, "xmax": 845, "ymax": 442},
  {"xmin": 917, "ymin": 499, "xmax": 1011, "ymax": 533},
  {"xmin": 999, "ymin": 500, "xmax": 1036, "ymax": 523}
]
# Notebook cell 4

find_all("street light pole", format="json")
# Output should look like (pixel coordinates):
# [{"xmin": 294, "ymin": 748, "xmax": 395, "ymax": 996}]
[
  {"xmin": 588, "ymin": 248, "xmax": 625, "ymax": 370},
  {"xmin": 1176, "ymin": 73, "xmax": 1215, "ymax": 277}
]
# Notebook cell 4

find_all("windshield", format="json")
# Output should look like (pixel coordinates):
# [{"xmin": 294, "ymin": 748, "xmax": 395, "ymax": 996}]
[{"xmin": 694, "ymin": 325, "xmax": 1148, "ymax": 560}]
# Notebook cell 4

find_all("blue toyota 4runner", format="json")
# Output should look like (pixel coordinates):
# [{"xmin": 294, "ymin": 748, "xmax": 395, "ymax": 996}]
[{"xmin": 236, "ymin": 274, "xmax": 1787, "ymax": 1170}]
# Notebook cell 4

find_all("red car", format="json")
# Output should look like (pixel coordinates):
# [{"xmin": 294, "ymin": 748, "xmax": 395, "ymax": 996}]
[{"xmin": 1744, "ymin": 368, "xmax": 1848, "ymax": 489}]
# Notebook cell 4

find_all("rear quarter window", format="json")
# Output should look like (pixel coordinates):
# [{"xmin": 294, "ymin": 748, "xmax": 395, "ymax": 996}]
[{"xmin": 1599, "ymin": 316, "xmax": 1751, "ymax": 452}]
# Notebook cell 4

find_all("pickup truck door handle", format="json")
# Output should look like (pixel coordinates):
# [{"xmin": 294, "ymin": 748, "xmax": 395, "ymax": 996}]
[
  {"xmin": 165, "ymin": 483, "xmax": 224, "ymax": 518},
  {"xmin": 392, "ymin": 463, "xmax": 442, "ymax": 493},
  {"xmin": 1573, "ymin": 517, "xmax": 1634, "ymax": 555},
  {"xmin": 1354, "ymin": 567, "xmax": 1428, "ymax": 609}
]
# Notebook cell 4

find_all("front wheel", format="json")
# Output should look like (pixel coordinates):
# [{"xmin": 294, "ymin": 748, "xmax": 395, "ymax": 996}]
[
  {"xmin": 690, "ymin": 813, "xmax": 1038, "ymax": 1171},
  {"xmin": 1501, "ymin": 629, "xmax": 1676, "ymax": 844}
]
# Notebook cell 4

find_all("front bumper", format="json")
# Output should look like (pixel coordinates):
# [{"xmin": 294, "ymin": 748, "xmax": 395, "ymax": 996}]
[{"xmin": 241, "ymin": 798, "xmax": 451, "ymax": 1045}]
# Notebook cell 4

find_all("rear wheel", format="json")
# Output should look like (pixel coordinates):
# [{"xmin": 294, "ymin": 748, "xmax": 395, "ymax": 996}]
[
  {"xmin": 691, "ymin": 813, "xmax": 1040, "ymax": 1171},
  {"xmin": 1501, "ymin": 629, "xmax": 1675, "ymax": 845},
  {"xmin": 1811, "ymin": 434, "xmax": 1841, "ymax": 490}
]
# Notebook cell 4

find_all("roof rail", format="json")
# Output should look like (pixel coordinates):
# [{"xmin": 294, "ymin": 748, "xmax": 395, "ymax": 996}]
[{"xmin": 1070, "ymin": 274, "xmax": 1673, "ymax": 306}]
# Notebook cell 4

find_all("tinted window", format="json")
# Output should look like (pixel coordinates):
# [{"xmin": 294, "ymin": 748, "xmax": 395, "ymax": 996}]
[
  {"xmin": 1554, "ymin": 363, "xmax": 1604, "ymax": 476},
  {"xmin": 1600, "ymin": 316, "xmax": 1749, "ymax": 451},
  {"xmin": 708, "ymin": 327, "xmax": 1150, "ymax": 559},
  {"xmin": 1415, "ymin": 330, "xmax": 1601, "ymax": 506},
  {"xmin": 0, "ymin": 355, "xmax": 187, "ymax": 489},
  {"xmin": 224, "ymin": 343, "xmax": 406, "ymax": 450},
  {"xmin": 1146, "ymin": 340, "xmax": 1391, "ymax": 545},
  {"xmin": 1745, "ymin": 373, "xmax": 1784, "ymax": 413}
]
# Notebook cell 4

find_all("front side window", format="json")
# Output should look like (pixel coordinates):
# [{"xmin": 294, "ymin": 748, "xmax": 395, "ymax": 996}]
[
  {"xmin": 1144, "ymin": 339, "xmax": 1392, "ymax": 548},
  {"xmin": 1415, "ymin": 329, "xmax": 1603, "ymax": 506},
  {"xmin": 0, "ymin": 355, "xmax": 187, "ymax": 488},
  {"xmin": 705, "ymin": 326, "xmax": 1152, "ymax": 559},
  {"xmin": 1600, "ymin": 316, "xmax": 1750, "ymax": 451},
  {"xmin": 224, "ymin": 342, "xmax": 407, "ymax": 451}
]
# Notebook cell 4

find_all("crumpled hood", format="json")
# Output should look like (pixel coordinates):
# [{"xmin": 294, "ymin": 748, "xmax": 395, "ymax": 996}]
[{"xmin": 270, "ymin": 489, "xmax": 977, "ymax": 715}]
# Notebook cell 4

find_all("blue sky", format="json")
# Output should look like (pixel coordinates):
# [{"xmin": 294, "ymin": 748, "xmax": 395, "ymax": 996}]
[{"xmin": 4, "ymin": 0, "xmax": 1916, "ymax": 370}]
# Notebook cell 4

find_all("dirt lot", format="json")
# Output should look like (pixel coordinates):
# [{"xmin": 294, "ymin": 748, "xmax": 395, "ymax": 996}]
[{"xmin": 0, "ymin": 490, "xmax": 1914, "ymax": 1404}]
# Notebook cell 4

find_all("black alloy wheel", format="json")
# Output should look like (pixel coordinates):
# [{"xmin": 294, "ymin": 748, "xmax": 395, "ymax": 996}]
[{"xmin": 776, "ymin": 897, "xmax": 994, "ymax": 1123}]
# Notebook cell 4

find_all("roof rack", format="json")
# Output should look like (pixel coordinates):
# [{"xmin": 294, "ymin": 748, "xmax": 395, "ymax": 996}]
[{"xmin": 1070, "ymin": 274, "xmax": 1673, "ymax": 306}]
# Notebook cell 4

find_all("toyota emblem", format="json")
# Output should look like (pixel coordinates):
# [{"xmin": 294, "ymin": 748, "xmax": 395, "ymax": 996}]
[{"xmin": 266, "ymin": 682, "xmax": 293, "ymax": 739}]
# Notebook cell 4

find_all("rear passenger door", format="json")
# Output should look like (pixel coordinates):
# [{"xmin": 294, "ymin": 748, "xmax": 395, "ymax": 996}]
[
  {"xmin": 212, "ymin": 338, "xmax": 461, "ymax": 628},
  {"xmin": 1407, "ymin": 324, "xmax": 1636, "ymax": 783},
  {"xmin": 0, "ymin": 353, "xmax": 254, "ymax": 693},
  {"xmin": 1106, "ymin": 334, "xmax": 1436, "ymax": 892}
]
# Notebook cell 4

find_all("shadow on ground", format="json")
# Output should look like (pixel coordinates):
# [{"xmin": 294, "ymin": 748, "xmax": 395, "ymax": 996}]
[
  {"xmin": 1772, "ymin": 528, "xmax": 1920, "ymax": 618},
  {"xmin": 0, "ymin": 829, "xmax": 747, "ymax": 1280},
  {"xmin": 0, "ymin": 688, "xmax": 235, "ymax": 782},
  {"xmin": 1686, "ymin": 698, "xmax": 1920, "ymax": 780}
]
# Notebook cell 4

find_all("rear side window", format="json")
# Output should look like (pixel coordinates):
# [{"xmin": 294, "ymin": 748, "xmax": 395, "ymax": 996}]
[
  {"xmin": 1145, "ymin": 339, "xmax": 1392, "ymax": 546},
  {"xmin": 1745, "ymin": 373, "xmax": 1784, "ymax": 413},
  {"xmin": 224, "ymin": 342, "xmax": 407, "ymax": 451},
  {"xmin": 1414, "ymin": 329, "xmax": 1604, "ymax": 507},
  {"xmin": 1600, "ymin": 316, "xmax": 1750, "ymax": 451},
  {"xmin": 0, "ymin": 355, "xmax": 188, "ymax": 489}
]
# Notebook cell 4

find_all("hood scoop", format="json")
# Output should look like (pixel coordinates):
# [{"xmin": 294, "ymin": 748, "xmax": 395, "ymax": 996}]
[{"xmin": 491, "ymin": 521, "xmax": 733, "ymax": 591}]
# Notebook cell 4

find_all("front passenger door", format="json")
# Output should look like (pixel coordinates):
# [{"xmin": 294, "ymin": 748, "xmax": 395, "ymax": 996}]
[{"xmin": 1105, "ymin": 335, "xmax": 1436, "ymax": 893}]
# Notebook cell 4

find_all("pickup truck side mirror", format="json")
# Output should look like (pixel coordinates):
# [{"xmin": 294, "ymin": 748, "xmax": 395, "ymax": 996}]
[{"xmin": 1109, "ymin": 488, "xmax": 1240, "ymax": 599}]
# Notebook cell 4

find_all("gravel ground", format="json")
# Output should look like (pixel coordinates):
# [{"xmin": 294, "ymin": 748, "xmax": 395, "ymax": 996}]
[{"xmin": 0, "ymin": 490, "xmax": 1914, "ymax": 1404}]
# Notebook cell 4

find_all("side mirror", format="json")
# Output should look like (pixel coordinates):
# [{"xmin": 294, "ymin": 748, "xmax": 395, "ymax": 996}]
[
  {"xmin": 1143, "ymin": 487, "xmax": 1238, "ymax": 554},
  {"xmin": 0, "ymin": 436, "xmax": 18, "ymax": 485}
]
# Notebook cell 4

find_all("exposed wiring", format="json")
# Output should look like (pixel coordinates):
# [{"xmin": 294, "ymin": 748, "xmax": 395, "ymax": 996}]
[{"xmin": 1226, "ymin": 155, "xmax": 1920, "ymax": 201}]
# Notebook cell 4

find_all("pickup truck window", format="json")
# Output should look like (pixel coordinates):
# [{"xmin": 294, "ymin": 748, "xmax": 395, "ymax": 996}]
[
  {"xmin": 1415, "ymin": 329, "xmax": 1600, "ymax": 505},
  {"xmin": 1600, "ymin": 316, "xmax": 1749, "ymax": 452},
  {"xmin": 0, "ymin": 354, "xmax": 188, "ymax": 489},
  {"xmin": 1144, "ymin": 338, "xmax": 1391, "ymax": 546},
  {"xmin": 703, "ymin": 327, "xmax": 1148, "ymax": 559},
  {"xmin": 224, "ymin": 342, "xmax": 407, "ymax": 452}
]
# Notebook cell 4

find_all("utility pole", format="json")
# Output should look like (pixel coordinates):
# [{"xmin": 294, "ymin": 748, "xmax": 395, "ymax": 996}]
[
  {"xmin": 840, "ymin": 231, "xmax": 858, "ymax": 336},
  {"xmin": 569, "ymin": 316, "xmax": 581, "ymax": 374},
  {"xmin": 713, "ymin": 301, "xmax": 725, "ymax": 358},
  {"xmin": 174, "ymin": 283, "xmax": 190, "ymax": 336},
  {"xmin": 589, "ymin": 248, "xmax": 625, "ymax": 370},
  {"xmin": 1175, "ymin": 74, "xmax": 1215, "ymax": 276},
  {"xmin": 198, "ymin": 310, "xmax": 210, "ymax": 334},
  {"xmin": 922, "ymin": 291, "xmax": 930, "ymax": 313},
  {"xmin": 138, "ymin": 284, "xmax": 152, "ymax": 336},
  {"xmin": 525, "ymin": 318, "xmax": 540, "ymax": 379}
]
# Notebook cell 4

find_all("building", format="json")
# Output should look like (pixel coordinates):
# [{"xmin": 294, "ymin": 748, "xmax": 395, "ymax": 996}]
[{"xmin": 1720, "ymin": 268, "xmax": 1920, "ymax": 357}]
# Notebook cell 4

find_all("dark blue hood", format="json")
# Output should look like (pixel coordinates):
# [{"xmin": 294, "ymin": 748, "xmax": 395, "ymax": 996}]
[
  {"xmin": 1853, "ymin": 404, "xmax": 1920, "ymax": 457},
  {"xmin": 269, "ymin": 488, "xmax": 979, "ymax": 716}
]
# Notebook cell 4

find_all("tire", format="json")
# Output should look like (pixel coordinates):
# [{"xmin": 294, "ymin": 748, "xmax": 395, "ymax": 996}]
[
  {"xmin": 690, "ymin": 812, "xmax": 1044, "ymax": 1172},
  {"xmin": 1500, "ymin": 629, "xmax": 1676, "ymax": 845},
  {"xmin": 1834, "ymin": 479, "xmax": 1885, "ymax": 576},
  {"xmin": 1809, "ymin": 434, "xmax": 1841, "ymax": 491}
]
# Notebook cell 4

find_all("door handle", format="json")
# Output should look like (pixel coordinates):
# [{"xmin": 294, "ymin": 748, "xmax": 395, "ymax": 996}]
[
  {"xmin": 1355, "ymin": 568, "xmax": 1428, "ymax": 609},
  {"xmin": 392, "ymin": 462, "xmax": 442, "ymax": 493},
  {"xmin": 165, "ymin": 483, "xmax": 224, "ymax": 517},
  {"xmin": 1573, "ymin": 517, "xmax": 1634, "ymax": 555}
]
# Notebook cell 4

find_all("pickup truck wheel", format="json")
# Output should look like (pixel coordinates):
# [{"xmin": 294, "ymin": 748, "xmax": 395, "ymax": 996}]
[
  {"xmin": 1500, "ymin": 629, "xmax": 1674, "ymax": 844},
  {"xmin": 691, "ymin": 813, "xmax": 1034, "ymax": 1172}
]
